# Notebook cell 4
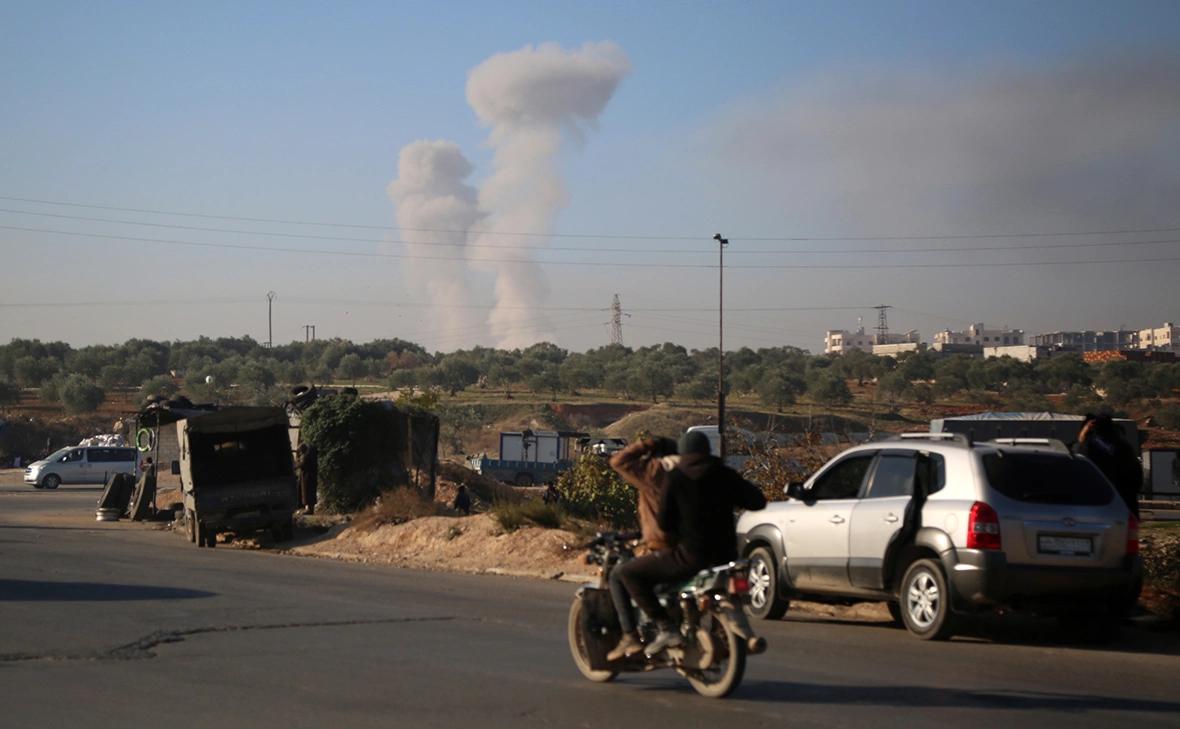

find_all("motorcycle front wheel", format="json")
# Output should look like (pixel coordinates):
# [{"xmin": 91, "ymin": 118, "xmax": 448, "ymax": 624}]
[
  {"xmin": 567, "ymin": 597, "xmax": 618, "ymax": 683},
  {"xmin": 686, "ymin": 615, "xmax": 747, "ymax": 698}
]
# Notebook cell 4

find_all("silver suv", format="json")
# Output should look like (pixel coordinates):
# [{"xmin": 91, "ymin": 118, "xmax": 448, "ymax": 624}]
[{"xmin": 735, "ymin": 433, "xmax": 1142, "ymax": 640}]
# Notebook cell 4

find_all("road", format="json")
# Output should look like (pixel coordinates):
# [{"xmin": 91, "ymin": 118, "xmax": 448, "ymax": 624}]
[{"xmin": 2, "ymin": 474, "xmax": 1179, "ymax": 729}]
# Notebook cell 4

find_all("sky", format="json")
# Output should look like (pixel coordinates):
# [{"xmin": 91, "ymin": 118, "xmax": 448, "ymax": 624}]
[{"xmin": 2, "ymin": 1, "xmax": 1179, "ymax": 354}]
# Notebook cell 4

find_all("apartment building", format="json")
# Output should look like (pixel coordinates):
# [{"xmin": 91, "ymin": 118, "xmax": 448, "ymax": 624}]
[
  {"xmin": 1137, "ymin": 322, "xmax": 1180, "ymax": 354},
  {"xmin": 825, "ymin": 328, "xmax": 920, "ymax": 355},
  {"xmin": 933, "ymin": 323, "xmax": 1024, "ymax": 347},
  {"xmin": 1028, "ymin": 329, "xmax": 1138, "ymax": 352}
]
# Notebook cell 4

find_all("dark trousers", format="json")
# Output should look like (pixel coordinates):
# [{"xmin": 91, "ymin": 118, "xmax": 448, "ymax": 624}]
[{"xmin": 615, "ymin": 550, "xmax": 697, "ymax": 626}]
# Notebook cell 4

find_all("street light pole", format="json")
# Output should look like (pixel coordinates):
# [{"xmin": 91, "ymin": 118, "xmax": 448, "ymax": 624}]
[
  {"xmin": 713, "ymin": 234, "xmax": 728, "ymax": 460},
  {"xmin": 266, "ymin": 291, "xmax": 277, "ymax": 348}
]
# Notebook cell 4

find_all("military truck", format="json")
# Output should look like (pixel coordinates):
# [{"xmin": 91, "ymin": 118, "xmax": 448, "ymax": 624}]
[{"xmin": 171, "ymin": 406, "xmax": 299, "ymax": 548}]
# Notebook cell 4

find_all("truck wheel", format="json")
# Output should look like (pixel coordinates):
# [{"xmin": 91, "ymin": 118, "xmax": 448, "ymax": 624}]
[
  {"xmin": 746, "ymin": 546, "xmax": 790, "ymax": 620},
  {"xmin": 899, "ymin": 559, "xmax": 956, "ymax": 640}
]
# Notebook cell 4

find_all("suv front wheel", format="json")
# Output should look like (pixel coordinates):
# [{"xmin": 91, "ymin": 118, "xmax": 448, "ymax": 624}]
[
  {"xmin": 745, "ymin": 546, "xmax": 790, "ymax": 620},
  {"xmin": 899, "ymin": 559, "xmax": 956, "ymax": 640}
]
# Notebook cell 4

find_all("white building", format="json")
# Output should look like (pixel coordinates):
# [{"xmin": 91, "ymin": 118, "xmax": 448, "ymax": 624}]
[
  {"xmin": 934, "ymin": 323, "xmax": 1024, "ymax": 347},
  {"xmin": 1137, "ymin": 322, "xmax": 1180, "ymax": 354},
  {"xmin": 983, "ymin": 344, "xmax": 1055, "ymax": 362},
  {"xmin": 825, "ymin": 328, "xmax": 919, "ymax": 355}
]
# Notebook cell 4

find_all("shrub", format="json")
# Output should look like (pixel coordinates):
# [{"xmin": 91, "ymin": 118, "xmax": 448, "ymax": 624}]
[
  {"xmin": 1156, "ymin": 405, "xmax": 1180, "ymax": 431},
  {"xmin": 0, "ymin": 380, "xmax": 19, "ymax": 407},
  {"xmin": 491, "ymin": 499, "xmax": 565, "ymax": 532},
  {"xmin": 556, "ymin": 453, "xmax": 636, "ymax": 529},
  {"xmin": 353, "ymin": 487, "xmax": 450, "ymax": 531},
  {"xmin": 139, "ymin": 375, "xmax": 178, "ymax": 403},
  {"xmin": 60, "ymin": 375, "xmax": 105, "ymax": 414},
  {"xmin": 299, "ymin": 393, "xmax": 439, "ymax": 513}
]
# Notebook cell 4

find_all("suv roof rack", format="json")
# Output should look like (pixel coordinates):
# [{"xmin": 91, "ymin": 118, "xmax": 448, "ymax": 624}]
[
  {"xmin": 889, "ymin": 432, "xmax": 973, "ymax": 446},
  {"xmin": 986, "ymin": 437, "xmax": 1071, "ymax": 454}
]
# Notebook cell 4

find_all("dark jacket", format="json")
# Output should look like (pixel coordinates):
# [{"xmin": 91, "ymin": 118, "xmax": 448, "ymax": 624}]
[
  {"xmin": 657, "ymin": 454, "xmax": 767, "ymax": 569},
  {"xmin": 1076, "ymin": 435, "xmax": 1141, "ymax": 517}
]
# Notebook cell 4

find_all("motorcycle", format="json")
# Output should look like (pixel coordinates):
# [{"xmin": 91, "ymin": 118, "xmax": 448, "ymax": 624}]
[{"xmin": 566, "ymin": 531, "xmax": 767, "ymax": 698}]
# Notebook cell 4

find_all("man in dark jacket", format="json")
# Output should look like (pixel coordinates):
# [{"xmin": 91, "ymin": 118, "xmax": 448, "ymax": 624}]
[
  {"xmin": 1075, "ymin": 414, "xmax": 1142, "ymax": 518},
  {"xmin": 610, "ymin": 429, "xmax": 766, "ymax": 659}
]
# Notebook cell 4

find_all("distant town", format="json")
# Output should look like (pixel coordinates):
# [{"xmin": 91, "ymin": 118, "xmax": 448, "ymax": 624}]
[{"xmin": 825, "ymin": 317, "xmax": 1178, "ymax": 363}]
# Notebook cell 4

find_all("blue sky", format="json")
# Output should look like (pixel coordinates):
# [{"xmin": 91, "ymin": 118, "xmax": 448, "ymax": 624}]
[{"xmin": 2, "ymin": 1, "xmax": 1179, "ymax": 351}]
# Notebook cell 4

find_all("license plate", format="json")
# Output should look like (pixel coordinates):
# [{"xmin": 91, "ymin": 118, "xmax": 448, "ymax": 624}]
[{"xmin": 1038, "ymin": 535, "xmax": 1092, "ymax": 555}]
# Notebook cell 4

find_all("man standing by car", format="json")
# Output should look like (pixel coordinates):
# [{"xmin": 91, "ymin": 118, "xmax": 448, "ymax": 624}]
[
  {"xmin": 1075, "ymin": 414, "xmax": 1142, "ymax": 517},
  {"xmin": 611, "ymin": 430, "xmax": 766, "ymax": 658}
]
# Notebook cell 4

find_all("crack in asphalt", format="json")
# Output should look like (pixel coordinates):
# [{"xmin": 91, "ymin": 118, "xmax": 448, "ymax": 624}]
[{"xmin": 0, "ymin": 615, "xmax": 461, "ymax": 664}]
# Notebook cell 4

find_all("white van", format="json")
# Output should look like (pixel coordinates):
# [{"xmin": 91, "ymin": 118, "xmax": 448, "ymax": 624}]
[{"xmin": 23, "ymin": 446, "xmax": 139, "ymax": 489}]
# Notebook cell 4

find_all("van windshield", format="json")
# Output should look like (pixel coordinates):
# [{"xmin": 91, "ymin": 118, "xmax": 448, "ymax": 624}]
[{"xmin": 982, "ymin": 452, "xmax": 1114, "ymax": 506}]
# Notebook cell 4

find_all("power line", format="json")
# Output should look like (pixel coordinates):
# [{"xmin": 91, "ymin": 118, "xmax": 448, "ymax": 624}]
[
  {"xmin": 4, "ymin": 194, "xmax": 1180, "ymax": 242},
  {"xmin": 5, "ymin": 225, "xmax": 1180, "ymax": 269},
  {"xmin": 7, "ymin": 208, "xmax": 1180, "ymax": 255}
]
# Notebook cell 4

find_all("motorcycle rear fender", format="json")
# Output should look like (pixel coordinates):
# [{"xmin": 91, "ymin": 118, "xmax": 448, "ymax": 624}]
[{"xmin": 715, "ymin": 600, "xmax": 757, "ymax": 641}]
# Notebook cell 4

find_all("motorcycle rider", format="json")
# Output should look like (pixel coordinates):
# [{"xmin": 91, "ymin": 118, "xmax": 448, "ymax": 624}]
[
  {"xmin": 609, "ymin": 429, "xmax": 767, "ymax": 659},
  {"xmin": 605, "ymin": 435, "xmax": 678, "ymax": 660}
]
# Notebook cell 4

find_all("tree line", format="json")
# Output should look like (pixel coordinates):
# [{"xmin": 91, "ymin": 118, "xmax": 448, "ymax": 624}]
[{"xmin": 0, "ymin": 336, "xmax": 1177, "ymax": 417}]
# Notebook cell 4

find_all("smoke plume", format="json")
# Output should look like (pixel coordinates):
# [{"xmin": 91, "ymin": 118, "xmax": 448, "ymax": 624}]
[
  {"xmin": 465, "ymin": 42, "xmax": 631, "ymax": 347},
  {"xmin": 386, "ymin": 140, "xmax": 483, "ymax": 339}
]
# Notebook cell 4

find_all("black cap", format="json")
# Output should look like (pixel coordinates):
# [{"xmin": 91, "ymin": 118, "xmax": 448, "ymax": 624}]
[{"xmin": 678, "ymin": 430, "xmax": 711, "ymax": 456}]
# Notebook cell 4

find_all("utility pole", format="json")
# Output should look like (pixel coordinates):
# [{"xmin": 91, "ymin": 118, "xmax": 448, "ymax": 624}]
[
  {"xmin": 713, "ymin": 234, "xmax": 729, "ymax": 459},
  {"xmin": 266, "ymin": 291, "xmax": 277, "ymax": 348},
  {"xmin": 609, "ymin": 294, "xmax": 626, "ymax": 346}
]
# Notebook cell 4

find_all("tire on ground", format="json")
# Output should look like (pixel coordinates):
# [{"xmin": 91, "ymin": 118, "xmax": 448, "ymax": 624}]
[{"xmin": 745, "ymin": 546, "xmax": 790, "ymax": 620}]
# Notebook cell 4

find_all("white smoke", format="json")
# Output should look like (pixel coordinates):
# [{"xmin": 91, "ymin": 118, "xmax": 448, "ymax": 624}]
[
  {"xmin": 386, "ymin": 140, "xmax": 484, "ymax": 338},
  {"xmin": 465, "ymin": 42, "xmax": 631, "ymax": 347}
]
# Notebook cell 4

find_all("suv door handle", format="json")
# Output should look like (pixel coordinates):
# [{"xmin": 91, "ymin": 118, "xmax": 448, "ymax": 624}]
[
  {"xmin": 828, "ymin": 515, "xmax": 845, "ymax": 525},
  {"xmin": 884, "ymin": 514, "xmax": 899, "ymax": 523}
]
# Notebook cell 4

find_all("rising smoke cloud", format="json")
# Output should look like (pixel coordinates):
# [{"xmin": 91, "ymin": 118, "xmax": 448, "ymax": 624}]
[
  {"xmin": 465, "ymin": 42, "xmax": 631, "ymax": 347},
  {"xmin": 387, "ymin": 42, "xmax": 630, "ymax": 349},
  {"xmin": 386, "ymin": 140, "xmax": 483, "ymax": 338}
]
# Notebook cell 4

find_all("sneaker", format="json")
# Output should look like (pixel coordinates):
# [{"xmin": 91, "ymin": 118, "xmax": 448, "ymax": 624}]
[
  {"xmin": 606, "ymin": 632, "xmax": 643, "ymax": 661},
  {"xmin": 643, "ymin": 626, "xmax": 683, "ymax": 656}
]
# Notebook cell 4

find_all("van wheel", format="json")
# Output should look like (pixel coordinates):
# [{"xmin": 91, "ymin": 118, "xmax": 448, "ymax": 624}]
[
  {"xmin": 41, "ymin": 474, "xmax": 61, "ymax": 490},
  {"xmin": 746, "ymin": 546, "xmax": 790, "ymax": 620},
  {"xmin": 899, "ymin": 559, "xmax": 956, "ymax": 640}
]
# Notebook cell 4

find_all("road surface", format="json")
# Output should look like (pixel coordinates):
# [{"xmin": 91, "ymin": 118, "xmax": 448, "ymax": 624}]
[{"xmin": 1, "ymin": 474, "xmax": 1178, "ymax": 729}]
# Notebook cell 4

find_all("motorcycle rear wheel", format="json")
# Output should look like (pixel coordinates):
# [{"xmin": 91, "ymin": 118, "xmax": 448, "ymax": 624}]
[
  {"xmin": 567, "ymin": 597, "xmax": 618, "ymax": 683},
  {"xmin": 686, "ymin": 615, "xmax": 746, "ymax": 698}
]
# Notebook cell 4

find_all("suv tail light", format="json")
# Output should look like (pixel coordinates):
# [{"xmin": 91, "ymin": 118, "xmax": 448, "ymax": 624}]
[
  {"xmin": 967, "ymin": 501, "xmax": 1002, "ymax": 550},
  {"xmin": 1126, "ymin": 514, "xmax": 1139, "ymax": 556}
]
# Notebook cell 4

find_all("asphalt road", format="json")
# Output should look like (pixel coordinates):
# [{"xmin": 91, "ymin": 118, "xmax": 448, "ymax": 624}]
[{"xmin": 2, "ymin": 475, "xmax": 1179, "ymax": 729}]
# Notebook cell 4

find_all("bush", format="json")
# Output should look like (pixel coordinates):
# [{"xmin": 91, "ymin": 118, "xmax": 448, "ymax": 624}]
[
  {"xmin": 1156, "ymin": 405, "xmax": 1180, "ymax": 431},
  {"xmin": 60, "ymin": 375, "xmax": 105, "ymax": 414},
  {"xmin": 353, "ymin": 487, "xmax": 450, "ymax": 531},
  {"xmin": 491, "ymin": 499, "xmax": 565, "ymax": 532},
  {"xmin": 138, "ymin": 375, "xmax": 178, "ymax": 403},
  {"xmin": 555, "ymin": 453, "xmax": 636, "ymax": 529},
  {"xmin": 299, "ymin": 393, "xmax": 439, "ymax": 513}
]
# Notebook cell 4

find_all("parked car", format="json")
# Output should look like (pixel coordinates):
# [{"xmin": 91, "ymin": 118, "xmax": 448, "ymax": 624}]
[
  {"xmin": 736, "ymin": 433, "xmax": 1142, "ymax": 640},
  {"xmin": 23, "ymin": 446, "xmax": 139, "ymax": 489}
]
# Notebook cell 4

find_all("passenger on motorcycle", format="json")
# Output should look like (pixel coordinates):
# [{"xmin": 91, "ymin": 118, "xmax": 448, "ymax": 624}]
[
  {"xmin": 605, "ymin": 436, "xmax": 679, "ymax": 660},
  {"xmin": 608, "ymin": 430, "xmax": 767, "ymax": 660}
]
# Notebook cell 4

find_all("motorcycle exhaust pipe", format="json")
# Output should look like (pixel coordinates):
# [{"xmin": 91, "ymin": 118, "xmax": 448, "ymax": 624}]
[{"xmin": 747, "ymin": 636, "xmax": 767, "ymax": 655}]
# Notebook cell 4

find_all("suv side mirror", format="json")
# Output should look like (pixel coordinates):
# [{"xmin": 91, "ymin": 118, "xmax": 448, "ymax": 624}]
[
  {"xmin": 170, "ymin": 460, "xmax": 181, "ymax": 476},
  {"xmin": 785, "ymin": 481, "xmax": 805, "ymax": 500}
]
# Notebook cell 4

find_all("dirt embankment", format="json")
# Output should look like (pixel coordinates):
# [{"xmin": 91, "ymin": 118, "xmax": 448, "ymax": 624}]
[{"xmin": 291, "ymin": 513, "xmax": 590, "ymax": 580}]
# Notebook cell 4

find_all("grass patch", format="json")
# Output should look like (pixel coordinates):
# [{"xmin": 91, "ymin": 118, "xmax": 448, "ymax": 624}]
[
  {"xmin": 353, "ymin": 487, "xmax": 452, "ymax": 531},
  {"xmin": 1142, "ymin": 520, "xmax": 1180, "ymax": 533},
  {"xmin": 491, "ymin": 499, "xmax": 566, "ymax": 532}
]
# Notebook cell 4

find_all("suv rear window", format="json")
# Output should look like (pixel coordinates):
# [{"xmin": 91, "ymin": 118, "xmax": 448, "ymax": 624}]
[{"xmin": 981, "ymin": 452, "xmax": 1114, "ymax": 506}]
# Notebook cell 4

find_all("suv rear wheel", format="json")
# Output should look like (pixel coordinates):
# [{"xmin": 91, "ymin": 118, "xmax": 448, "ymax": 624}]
[
  {"xmin": 899, "ymin": 559, "xmax": 956, "ymax": 640},
  {"xmin": 746, "ymin": 546, "xmax": 790, "ymax": 620}
]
